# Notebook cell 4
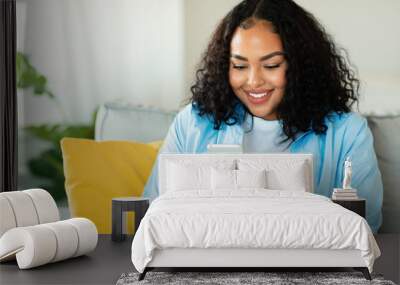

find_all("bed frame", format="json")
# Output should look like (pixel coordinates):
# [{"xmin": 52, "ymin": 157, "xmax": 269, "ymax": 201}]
[
  {"xmin": 139, "ymin": 248, "xmax": 371, "ymax": 280},
  {"xmin": 138, "ymin": 154, "xmax": 372, "ymax": 281}
]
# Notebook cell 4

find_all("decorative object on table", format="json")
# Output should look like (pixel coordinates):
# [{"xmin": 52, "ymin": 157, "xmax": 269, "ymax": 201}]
[
  {"xmin": 116, "ymin": 271, "xmax": 395, "ymax": 285},
  {"xmin": 342, "ymin": 156, "xmax": 353, "ymax": 190},
  {"xmin": 61, "ymin": 138, "xmax": 161, "ymax": 234},
  {"xmin": 112, "ymin": 197, "xmax": 149, "ymax": 242},
  {"xmin": 332, "ymin": 198, "xmax": 366, "ymax": 218},
  {"xmin": 0, "ymin": 189, "xmax": 98, "ymax": 269},
  {"xmin": 332, "ymin": 157, "xmax": 359, "ymax": 200}
]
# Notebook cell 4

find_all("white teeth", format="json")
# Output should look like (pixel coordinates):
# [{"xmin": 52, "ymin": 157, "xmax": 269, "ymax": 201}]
[
  {"xmin": 249, "ymin": 92, "xmax": 268, "ymax": 98},
  {"xmin": 248, "ymin": 90, "xmax": 274, "ymax": 98}
]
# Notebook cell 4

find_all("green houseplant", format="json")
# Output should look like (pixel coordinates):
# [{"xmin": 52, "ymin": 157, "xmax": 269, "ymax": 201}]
[{"xmin": 17, "ymin": 52, "xmax": 97, "ymax": 201}]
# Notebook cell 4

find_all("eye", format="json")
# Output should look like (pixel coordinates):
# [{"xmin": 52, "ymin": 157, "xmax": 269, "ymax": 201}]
[
  {"xmin": 264, "ymin": 64, "xmax": 280, "ymax": 69},
  {"xmin": 232, "ymin": 64, "xmax": 248, "ymax": 70}
]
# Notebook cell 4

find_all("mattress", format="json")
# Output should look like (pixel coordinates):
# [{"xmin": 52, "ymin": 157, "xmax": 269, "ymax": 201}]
[{"xmin": 131, "ymin": 190, "xmax": 380, "ymax": 273}]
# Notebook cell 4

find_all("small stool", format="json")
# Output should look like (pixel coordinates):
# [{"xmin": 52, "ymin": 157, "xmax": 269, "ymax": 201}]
[{"xmin": 111, "ymin": 197, "xmax": 149, "ymax": 242}]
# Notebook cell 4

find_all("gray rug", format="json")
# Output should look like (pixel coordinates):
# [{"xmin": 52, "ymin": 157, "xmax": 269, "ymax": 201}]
[{"xmin": 116, "ymin": 271, "xmax": 396, "ymax": 285}]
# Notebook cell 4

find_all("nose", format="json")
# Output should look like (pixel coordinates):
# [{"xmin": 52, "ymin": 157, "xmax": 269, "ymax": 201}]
[{"xmin": 247, "ymin": 67, "xmax": 265, "ymax": 88}]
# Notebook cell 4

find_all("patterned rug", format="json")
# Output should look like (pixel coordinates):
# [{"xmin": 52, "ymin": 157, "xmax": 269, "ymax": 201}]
[{"xmin": 116, "ymin": 271, "xmax": 396, "ymax": 285}]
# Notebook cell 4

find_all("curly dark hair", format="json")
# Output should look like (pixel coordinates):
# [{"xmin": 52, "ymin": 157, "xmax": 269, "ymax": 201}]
[{"xmin": 190, "ymin": 0, "xmax": 360, "ymax": 141}]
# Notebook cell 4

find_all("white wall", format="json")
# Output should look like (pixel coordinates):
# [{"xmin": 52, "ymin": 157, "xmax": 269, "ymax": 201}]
[
  {"xmin": 295, "ymin": 0, "xmax": 400, "ymax": 114},
  {"xmin": 16, "ymin": 0, "xmax": 185, "ymax": 189},
  {"xmin": 296, "ymin": 0, "xmax": 400, "ymax": 76},
  {"xmin": 183, "ymin": 0, "xmax": 241, "ymax": 100},
  {"xmin": 18, "ymin": 0, "xmax": 184, "ymax": 125}
]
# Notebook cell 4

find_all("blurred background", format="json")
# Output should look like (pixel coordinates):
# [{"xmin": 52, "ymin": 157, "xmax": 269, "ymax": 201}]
[{"xmin": 16, "ymin": 0, "xmax": 400, "ymax": 209}]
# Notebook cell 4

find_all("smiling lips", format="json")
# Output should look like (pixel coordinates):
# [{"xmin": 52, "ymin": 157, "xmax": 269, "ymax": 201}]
[{"xmin": 245, "ymin": 89, "xmax": 274, "ymax": 104}]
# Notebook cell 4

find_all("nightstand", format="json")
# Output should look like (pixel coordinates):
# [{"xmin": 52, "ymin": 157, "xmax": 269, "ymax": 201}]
[
  {"xmin": 332, "ymin": 198, "xmax": 366, "ymax": 218},
  {"xmin": 111, "ymin": 197, "xmax": 149, "ymax": 242}
]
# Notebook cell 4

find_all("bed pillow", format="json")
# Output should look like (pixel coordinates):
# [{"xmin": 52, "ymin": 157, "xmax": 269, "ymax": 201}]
[
  {"xmin": 236, "ymin": 169, "xmax": 267, "ymax": 189},
  {"xmin": 238, "ymin": 159, "xmax": 308, "ymax": 191},
  {"xmin": 211, "ymin": 168, "xmax": 236, "ymax": 190},
  {"xmin": 268, "ymin": 162, "xmax": 307, "ymax": 191},
  {"xmin": 211, "ymin": 168, "xmax": 267, "ymax": 190},
  {"xmin": 166, "ymin": 159, "xmax": 236, "ymax": 192},
  {"xmin": 166, "ymin": 162, "xmax": 210, "ymax": 191}
]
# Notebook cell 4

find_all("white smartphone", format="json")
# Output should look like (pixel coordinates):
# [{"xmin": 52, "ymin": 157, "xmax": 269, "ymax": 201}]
[{"xmin": 207, "ymin": 144, "xmax": 243, "ymax": 154}]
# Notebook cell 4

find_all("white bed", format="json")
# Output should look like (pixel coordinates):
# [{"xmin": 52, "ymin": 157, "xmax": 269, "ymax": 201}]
[{"xmin": 131, "ymin": 154, "xmax": 380, "ymax": 280}]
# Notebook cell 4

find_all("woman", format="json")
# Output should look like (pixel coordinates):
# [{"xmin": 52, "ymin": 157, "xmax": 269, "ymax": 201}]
[{"xmin": 143, "ymin": 0, "xmax": 382, "ymax": 233}]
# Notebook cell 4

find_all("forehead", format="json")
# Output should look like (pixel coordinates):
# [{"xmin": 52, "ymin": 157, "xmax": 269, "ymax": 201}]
[{"xmin": 230, "ymin": 20, "xmax": 283, "ymax": 57}]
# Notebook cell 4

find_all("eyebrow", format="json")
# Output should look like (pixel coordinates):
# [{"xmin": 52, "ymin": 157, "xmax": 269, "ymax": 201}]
[{"xmin": 230, "ymin": 51, "xmax": 285, "ymax": 61}]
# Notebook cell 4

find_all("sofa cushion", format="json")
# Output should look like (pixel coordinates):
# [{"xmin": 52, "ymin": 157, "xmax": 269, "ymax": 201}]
[
  {"xmin": 61, "ymin": 138, "xmax": 162, "ymax": 234},
  {"xmin": 95, "ymin": 102, "xmax": 177, "ymax": 142},
  {"xmin": 367, "ymin": 115, "xmax": 400, "ymax": 233}
]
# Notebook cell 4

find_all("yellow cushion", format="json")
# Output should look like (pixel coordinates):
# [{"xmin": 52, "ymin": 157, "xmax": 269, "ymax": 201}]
[{"xmin": 61, "ymin": 138, "xmax": 162, "ymax": 234}]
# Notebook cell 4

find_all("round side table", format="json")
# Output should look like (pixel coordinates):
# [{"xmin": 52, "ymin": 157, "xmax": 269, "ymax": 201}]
[{"xmin": 111, "ymin": 197, "xmax": 149, "ymax": 242}]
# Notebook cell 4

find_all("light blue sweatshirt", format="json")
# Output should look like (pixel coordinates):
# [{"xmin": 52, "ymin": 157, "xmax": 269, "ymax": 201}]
[{"xmin": 143, "ymin": 104, "xmax": 383, "ymax": 233}]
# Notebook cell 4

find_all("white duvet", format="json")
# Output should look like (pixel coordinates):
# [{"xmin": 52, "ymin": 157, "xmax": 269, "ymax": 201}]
[{"xmin": 131, "ymin": 190, "xmax": 380, "ymax": 273}]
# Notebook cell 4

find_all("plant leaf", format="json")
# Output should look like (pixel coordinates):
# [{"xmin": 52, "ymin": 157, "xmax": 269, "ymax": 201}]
[
  {"xmin": 24, "ymin": 108, "xmax": 97, "ymax": 202},
  {"xmin": 16, "ymin": 52, "xmax": 54, "ymax": 99}
]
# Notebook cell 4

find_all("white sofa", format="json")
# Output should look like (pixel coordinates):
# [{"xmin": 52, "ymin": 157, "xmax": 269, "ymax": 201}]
[{"xmin": 95, "ymin": 101, "xmax": 400, "ymax": 233}]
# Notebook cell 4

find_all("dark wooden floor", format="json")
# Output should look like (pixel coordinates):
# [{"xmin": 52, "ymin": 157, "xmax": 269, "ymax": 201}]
[
  {"xmin": 0, "ymin": 234, "xmax": 398, "ymax": 285},
  {"xmin": 374, "ymin": 234, "xmax": 400, "ymax": 284}
]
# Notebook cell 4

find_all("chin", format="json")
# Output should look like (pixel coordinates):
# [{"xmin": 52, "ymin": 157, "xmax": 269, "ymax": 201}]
[{"xmin": 247, "ymin": 105, "xmax": 274, "ymax": 119}]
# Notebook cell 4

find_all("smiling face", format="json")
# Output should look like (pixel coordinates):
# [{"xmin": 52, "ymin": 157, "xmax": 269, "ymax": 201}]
[{"xmin": 229, "ymin": 19, "xmax": 287, "ymax": 120}]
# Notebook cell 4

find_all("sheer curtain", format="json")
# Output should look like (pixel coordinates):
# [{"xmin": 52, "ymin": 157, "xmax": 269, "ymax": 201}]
[{"xmin": 0, "ymin": 0, "xmax": 18, "ymax": 192}]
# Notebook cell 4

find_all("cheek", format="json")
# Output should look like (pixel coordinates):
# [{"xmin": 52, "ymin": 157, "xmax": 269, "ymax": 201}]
[
  {"xmin": 268, "ymin": 70, "xmax": 286, "ymax": 89},
  {"xmin": 229, "ymin": 70, "xmax": 246, "ymax": 90}
]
